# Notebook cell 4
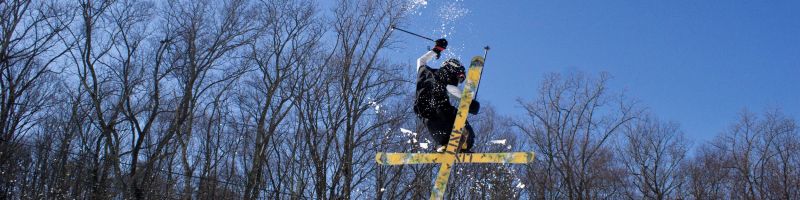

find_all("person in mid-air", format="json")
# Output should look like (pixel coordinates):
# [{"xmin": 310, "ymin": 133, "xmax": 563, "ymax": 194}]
[{"xmin": 413, "ymin": 38, "xmax": 480, "ymax": 153}]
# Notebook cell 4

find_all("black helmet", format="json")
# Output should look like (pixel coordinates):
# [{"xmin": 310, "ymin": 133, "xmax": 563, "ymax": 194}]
[{"xmin": 437, "ymin": 58, "xmax": 465, "ymax": 85}]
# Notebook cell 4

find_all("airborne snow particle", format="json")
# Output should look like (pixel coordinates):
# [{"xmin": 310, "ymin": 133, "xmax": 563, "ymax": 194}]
[
  {"xmin": 400, "ymin": 128, "xmax": 416, "ymax": 136},
  {"xmin": 516, "ymin": 182, "xmax": 526, "ymax": 189},
  {"xmin": 405, "ymin": 0, "xmax": 428, "ymax": 16},
  {"xmin": 368, "ymin": 100, "xmax": 382, "ymax": 113}
]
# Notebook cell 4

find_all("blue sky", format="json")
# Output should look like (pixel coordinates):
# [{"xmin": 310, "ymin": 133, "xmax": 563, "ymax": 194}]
[{"xmin": 387, "ymin": 1, "xmax": 800, "ymax": 143}]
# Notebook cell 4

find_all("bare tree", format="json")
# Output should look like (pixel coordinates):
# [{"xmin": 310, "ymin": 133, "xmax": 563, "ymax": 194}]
[
  {"xmin": 516, "ymin": 72, "xmax": 637, "ymax": 200},
  {"xmin": 58, "ymin": 0, "xmax": 169, "ymax": 198},
  {"xmin": 133, "ymin": 0, "xmax": 256, "ymax": 199},
  {"xmin": 327, "ymin": 0, "xmax": 406, "ymax": 198},
  {"xmin": 618, "ymin": 114, "xmax": 690, "ymax": 200},
  {"xmin": 371, "ymin": 94, "xmax": 427, "ymax": 200},
  {"xmin": 0, "ymin": 0, "xmax": 72, "ymax": 197},
  {"xmin": 702, "ymin": 109, "xmax": 800, "ymax": 200},
  {"xmin": 232, "ymin": 0, "xmax": 323, "ymax": 199},
  {"xmin": 685, "ymin": 144, "xmax": 731, "ymax": 199}
]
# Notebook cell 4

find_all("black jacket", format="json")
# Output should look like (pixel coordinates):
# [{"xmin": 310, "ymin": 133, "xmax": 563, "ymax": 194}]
[{"xmin": 414, "ymin": 65, "xmax": 455, "ymax": 118}]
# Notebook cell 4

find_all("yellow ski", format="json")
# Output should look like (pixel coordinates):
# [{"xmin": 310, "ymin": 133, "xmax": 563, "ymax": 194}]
[
  {"xmin": 376, "ymin": 152, "xmax": 535, "ymax": 165},
  {"xmin": 429, "ymin": 56, "xmax": 485, "ymax": 200}
]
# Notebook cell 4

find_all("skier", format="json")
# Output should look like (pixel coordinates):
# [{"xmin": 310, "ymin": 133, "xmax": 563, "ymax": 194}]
[{"xmin": 413, "ymin": 38, "xmax": 480, "ymax": 153}]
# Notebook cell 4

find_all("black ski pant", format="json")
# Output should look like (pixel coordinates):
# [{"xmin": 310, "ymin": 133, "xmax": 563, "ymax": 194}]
[{"xmin": 423, "ymin": 107, "xmax": 475, "ymax": 151}]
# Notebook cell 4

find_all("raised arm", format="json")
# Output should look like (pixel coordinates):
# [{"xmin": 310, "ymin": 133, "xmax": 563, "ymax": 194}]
[{"xmin": 416, "ymin": 51, "xmax": 437, "ymax": 72}]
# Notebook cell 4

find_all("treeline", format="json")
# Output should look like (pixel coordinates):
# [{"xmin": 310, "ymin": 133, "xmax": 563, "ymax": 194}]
[
  {"xmin": 0, "ymin": 0, "xmax": 797, "ymax": 200},
  {"xmin": 516, "ymin": 73, "xmax": 799, "ymax": 200}
]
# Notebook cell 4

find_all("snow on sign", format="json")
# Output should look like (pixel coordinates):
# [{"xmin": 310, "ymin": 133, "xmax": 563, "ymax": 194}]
[{"xmin": 375, "ymin": 56, "xmax": 535, "ymax": 200}]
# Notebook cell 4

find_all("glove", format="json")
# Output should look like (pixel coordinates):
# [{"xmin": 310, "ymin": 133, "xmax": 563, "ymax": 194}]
[
  {"xmin": 469, "ymin": 100, "xmax": 480, "ymax": 115},
  {"xmin": 432, "ymin": 38, "xmax": 448, "ymax": 59}
]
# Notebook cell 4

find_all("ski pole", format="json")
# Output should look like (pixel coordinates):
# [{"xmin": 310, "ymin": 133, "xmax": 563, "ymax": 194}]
[
  {"xmin": 457, "ymin": 46, "xmax": 490, "ymax": 151},
  {"xmin": 390, "ymin": 25, "xmax": 435, "ymax": 42},
  {"xmin": 474, "ymin": 46, "xmax": 490, "ymax": 99},
  {"xmin": 483, "ymin": 46, "xmax": 490, "ymax": 61}
]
